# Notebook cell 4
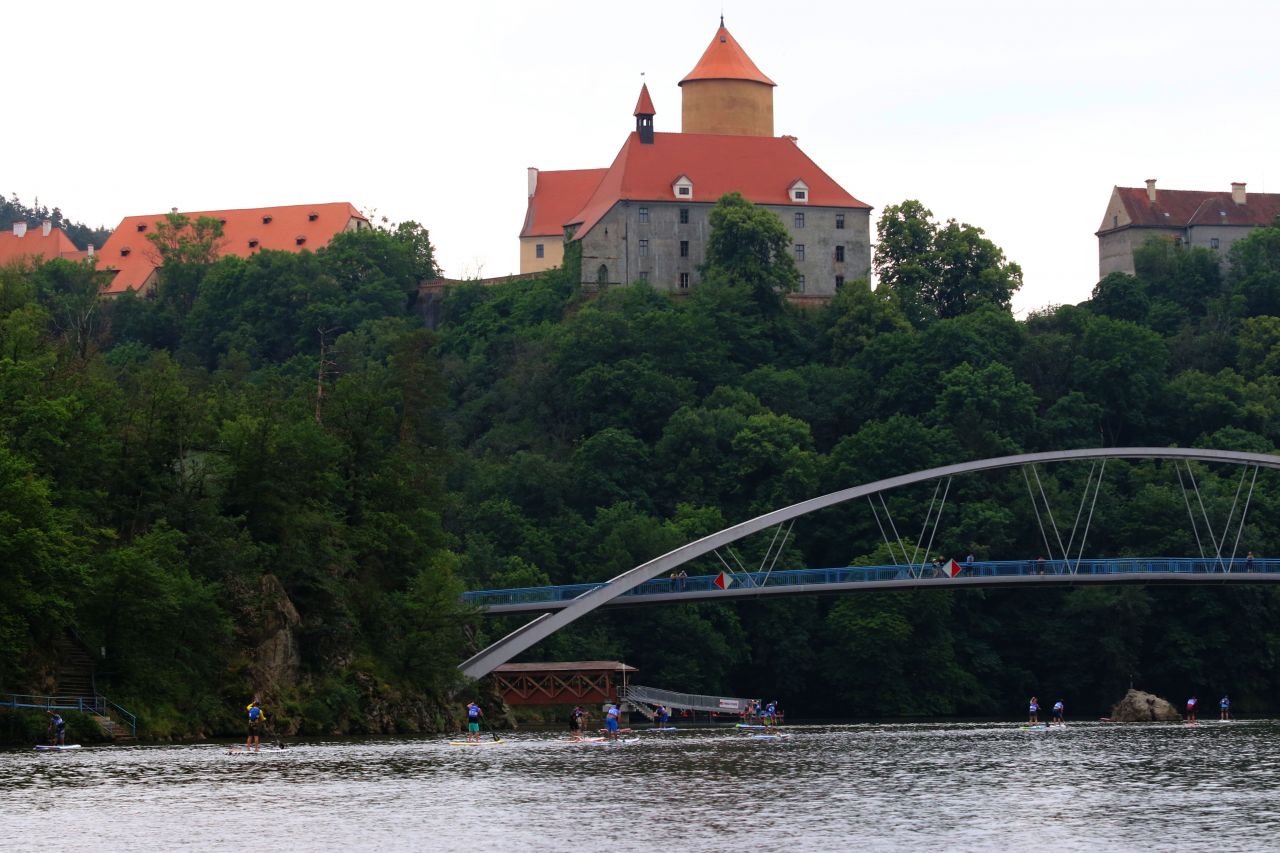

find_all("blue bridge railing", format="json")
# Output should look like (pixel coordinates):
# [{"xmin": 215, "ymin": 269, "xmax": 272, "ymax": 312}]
[
  {"xmin": 2, "ymin": 693, "xmax": 137, "ymax": 737},
  {"xmin": 462, "ymin": 557, "xmax": 1280, "ymax": 610}
]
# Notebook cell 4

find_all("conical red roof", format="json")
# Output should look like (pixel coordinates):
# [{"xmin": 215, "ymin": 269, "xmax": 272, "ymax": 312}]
[
  {"xmin": 679, "ymin": 24, "xmax": 775, "ymax": 87},
  {"xmin": 633, "ymin": 83, "xmax": 656, "ymax": 116}
]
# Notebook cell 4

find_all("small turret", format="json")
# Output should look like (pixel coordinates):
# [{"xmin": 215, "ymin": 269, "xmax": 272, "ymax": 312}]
[{"xmin": 634, "ymin": 82, "xmax": 656, "ymax": 144}]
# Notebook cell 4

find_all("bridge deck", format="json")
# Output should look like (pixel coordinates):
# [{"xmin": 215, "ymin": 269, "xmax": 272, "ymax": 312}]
[{"xmin": 463, "ymin": 557, "xmax": 1280, "ymax": 615}]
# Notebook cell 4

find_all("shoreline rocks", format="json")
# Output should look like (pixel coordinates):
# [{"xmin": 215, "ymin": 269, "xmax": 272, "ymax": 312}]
[{"xmin": 1110, "ymin": 688, "xmax": 1182, "ymax": 722}]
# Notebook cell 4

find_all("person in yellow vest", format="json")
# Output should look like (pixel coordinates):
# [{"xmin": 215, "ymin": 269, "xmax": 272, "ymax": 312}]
[{"xmin": 246, "ymin": 699, "xmax": 266, "ymax": 752}]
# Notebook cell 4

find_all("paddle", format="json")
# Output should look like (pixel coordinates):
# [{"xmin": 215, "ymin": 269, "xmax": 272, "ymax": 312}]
[{"xmin": 481, "ymin": 717, "xmax": 501, "ymax": 743}]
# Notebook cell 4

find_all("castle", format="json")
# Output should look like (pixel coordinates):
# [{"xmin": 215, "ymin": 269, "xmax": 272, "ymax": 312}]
[{"xmin": 519, "ymin": 20, "xmax": 872, "ymax": 299}]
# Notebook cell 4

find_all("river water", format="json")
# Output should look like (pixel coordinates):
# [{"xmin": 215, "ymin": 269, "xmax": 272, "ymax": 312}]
[{"xmin": 3, "ymin": 720, "xmax": 1279, "ymax": 851}]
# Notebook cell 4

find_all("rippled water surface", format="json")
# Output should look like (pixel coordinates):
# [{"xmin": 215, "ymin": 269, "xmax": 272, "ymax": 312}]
[{"xmin": 4, "ymin": 721, "xmax": 1279, "ymax": 851}]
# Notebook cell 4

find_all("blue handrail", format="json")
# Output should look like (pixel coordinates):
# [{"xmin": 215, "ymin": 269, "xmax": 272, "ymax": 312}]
[
  {"xmin": 461, "ymin": 556, "xmax": 1280, "ymax": 609},
  {"xmin": 2, "ymin": 693, "xmax": 137, "ymax": 736}
]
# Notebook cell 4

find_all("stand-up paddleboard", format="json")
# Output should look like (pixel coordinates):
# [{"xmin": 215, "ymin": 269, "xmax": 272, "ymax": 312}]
[
  {"xmin": 1021, "ymin": 724, "xmax": 1048, "ymax": 730},
  {"xmin": 748, "ymin": 734, "xmax": 789, "ymax": 741},
  {"xmin": 735, "ymin": 724, "xmax": 770, "ymax": 729},
  {"xmin": 585, "ymin": 737, "xmax": 640, "ymax": 745},
  {"xmin": 598, "ymin": 728, "xmax": 633, "ymax": 734},
  {"xmin": 448, "ymin": 739, "xmax": 503, "ymax": 747},
  {"xmin": 225, "ymin": 747, "xmax": 285, "ymax": 754},
  {"xmin": 650, "ymin": 727, "xmax": 678, "ymax": 732},
  {"xmin": 34, "ymin": 744, "xmax": 81, "ymax": 751}
]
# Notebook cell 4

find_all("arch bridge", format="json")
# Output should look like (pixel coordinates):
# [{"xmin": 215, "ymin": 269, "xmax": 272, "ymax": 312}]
[{"xmin": 459, "ymin": 448, "xmax": 1280, "ymax": 679}]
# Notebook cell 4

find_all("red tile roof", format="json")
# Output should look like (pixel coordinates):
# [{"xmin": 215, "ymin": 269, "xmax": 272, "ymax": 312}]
[
  {"xmin": 520, "ymin": 169, "xmax": 608, "ymax": 238},
  {"xmin": 0, "ymin": 225, "xmax": 87, "ymax": 266},
  {"xmin": 567, "ymin": 132, "xmax": 870, "ymax": 239},
  {"xmin": 680, "ymin": 24, "xmax": 775, "ymax": 87},
  {"xmin": 98, "ymin": 202, "xmax": 368, "ymax": 294},
  {"xmin": 633, "ymin": 83, "xmax": 656, "ymax": 117},
  {"xmin": 1113, "ymin": 186, "xmax": 1280, "ymax": 230}
]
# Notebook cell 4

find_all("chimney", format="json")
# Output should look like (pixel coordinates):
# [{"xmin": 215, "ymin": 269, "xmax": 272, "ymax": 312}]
[
  {"xmin": 1231, "ymin": 182, "xmax": 1247, "ymax": 205},
  {"xmin": 171, "ymin": 207, "xmax": 178, "ymax": 214},
  {"xmin": 1145, "ymin": 179, "xmax": 1157, "ymax": 203},
  {"xmin": 12, "ymin": 221, "xmax": 27, "ymax": 238},
  {"xmin": 527, "ymin": 167, "xmax": 539, "ymax": 199},
  {"xmin": 42, "ymin": 220, "xmax": 52, "ymax": 237}
]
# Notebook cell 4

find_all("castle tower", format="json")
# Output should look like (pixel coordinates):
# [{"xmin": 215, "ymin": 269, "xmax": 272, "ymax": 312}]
[
  {"xmin": 634, "ymin": 82, "xmax": 656, "ymax": 144},
  {"xmin": 678, "ymin": 18, "xmax": 775, "ymax": 137}
]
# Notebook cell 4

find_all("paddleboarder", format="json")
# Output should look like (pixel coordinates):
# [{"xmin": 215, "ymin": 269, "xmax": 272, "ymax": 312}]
[
  {"xmin": 1028, "ymin": 696, "xmax": 1040, "ymax": 724},
  {"xmin": 246, "ymin": 699, "xmax": 266, "ymax": 752},
  {"xmin": 605, "ymin": 702, "xmax": 621, "ymax": 741},
  {"xmin": 466, "ymin": 702, "xmax": 484, "ymax": 743},
  {"xmin": 48, "ymin": 712, "xmax": 66, "ymax": 746},
  {"xmin": 570, "ymin": 705, "xmax": 586, "ymax": 737},
  {"xmin": 654, "ymin": 704, "xmax": 670, "ymax": 727},
  {"xmin": 1052, "ymin": 700, "xmax": 1065, "ymax": 725},
  {"xmin": 1186, "ymin": 696, "xmax": 1198, "ymax": 722},
  {"xmin": 1220, "ymin": 695, "xmax": 1230, "ymax": 720}
]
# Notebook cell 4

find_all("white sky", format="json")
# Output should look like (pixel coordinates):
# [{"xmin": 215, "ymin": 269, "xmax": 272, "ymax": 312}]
[{"xmin": 6, "ymin": 0, "xmax": 1278, "ymax": 314}]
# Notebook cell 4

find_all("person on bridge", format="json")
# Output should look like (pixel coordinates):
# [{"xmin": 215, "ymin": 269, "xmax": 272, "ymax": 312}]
[
  {"xmin": 1028, "ymin": 697, "xmax": 1040, "ymax": 724},
  {"xmin": 1185, "ymin": 696, "xmax": 1198, "ymax": 722},
  {"xmin": 1219, "ymin": 695, "xmax": 1230, "ymax": 720},
  {"xmin": 605, "ymin": 702, "xmax": 622, "ymax": 740},
  {"xmin": 245, "ymin": 699, "xmax": 266, "ymax": 752},
  {"xmin": 466, "ymin": 702, "xmax": 484, "ymax": 742},
  {"xmin": 48, "ymin": 712, "xmax": 66, "ymax": 746},
  {"xmin": 1052, "ymin": 701, "xmax": 1065, "ymax": 725}
]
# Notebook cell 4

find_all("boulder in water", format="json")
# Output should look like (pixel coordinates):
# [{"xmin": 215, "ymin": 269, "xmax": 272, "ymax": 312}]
[{"xmin": 1110, "ymin": 689, "xmax": 1182, "ymax": 722}]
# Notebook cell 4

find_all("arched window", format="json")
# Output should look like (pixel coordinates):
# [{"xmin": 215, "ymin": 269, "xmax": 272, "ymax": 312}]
[{"xmin": 596, "ymin": 264, "xmax": 609, "ymax": 284}]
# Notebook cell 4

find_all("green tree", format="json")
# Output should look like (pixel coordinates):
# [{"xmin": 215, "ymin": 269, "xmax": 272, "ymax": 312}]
[{"xmin": 700, "ymin": 191, "xmax": 798, "ymax": 311}]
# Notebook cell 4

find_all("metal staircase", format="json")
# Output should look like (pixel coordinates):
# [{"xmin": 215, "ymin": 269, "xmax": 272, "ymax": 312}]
[{"xmin": 620, "ymin": 684, "xmax": 752, "ymax": 715}]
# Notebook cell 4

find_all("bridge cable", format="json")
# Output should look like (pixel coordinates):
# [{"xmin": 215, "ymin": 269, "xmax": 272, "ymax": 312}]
[
  {"xmin": 1216, "ymin": 465, "xmax": 1250, "ymax": 571},
  {"xmin": 1023, "ymin": 466, "xmax": 1055, "ymax": 565},
  {"xmin": 1186, "ymin": 463, "xmax": 1225, "ymax": 569},
  {"xmin": 1062, "ymin": 462, "xmax": 1097, "ymax": 567},
  {"xmin": 758, "ymin": 521, "xmax": 787, "ymax": 573},
  {"xmin": 1072, "ymin": 458, "xmax": 1106, "ymax": 574},
  {"xmin": 1226, "ymin": 465, "xmax": 1259, "ymax": 572},
  {"xmin": 918, "ymin": 476, "xmax": 952, "ymax": 576},
  {"xmin": 910, "ymin": 480, "xmax": 944, "ymax": 576},
  {"xmin": 1174, "ymin": 462, "xmax": 1208, "ymax": 561},
  {"xmin": 725, "ymin": 546, "xmax": 755, "ymax": 586},
  {"xmin": 712, "ymin": 549, "xmax": 746, "ymax": 587},
  {"xmin": 879, "ymin": 493, "xmax": 910, "ymax": 566},
  {"xmin": 758, "ymin": 519, "xmax": 795, "ymax": 589},
  {"xmin": 1031, "ymin": 464, "xmax": 1069, "ymax": 566},
  {"xmin": 867, "ymin": 497, "xmax": 899, "ymax": 565}
]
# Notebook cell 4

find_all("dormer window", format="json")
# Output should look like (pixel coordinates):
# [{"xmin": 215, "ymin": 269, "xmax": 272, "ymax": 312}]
[
  {"xmin": 120, "ymin": 247, "xmax": 131, "ymax": 257},
  {"xmin": 788, "ymin": 179, "xmax": 810, "ymax": 204},
  {"xmin": 248, "ymin": 239, "xmax": 259, "ymax": 249},
  {"xmin": 135, "ymin": 223, "xmax": 147, "ymax": 232},
  {"xmin": 262, "ymin": 215, "xmax": 273, "ymax": 224},
  {"xmin": 672, "ymin": 175, "xmax": 694, "ymax": 200},
  {"xmin": 308, "ymin": 212, "xmax": 319, "ymax": 222},
  {"xmin": 295, "ymin": 236, "xmax": 306, "ymax": 246}
]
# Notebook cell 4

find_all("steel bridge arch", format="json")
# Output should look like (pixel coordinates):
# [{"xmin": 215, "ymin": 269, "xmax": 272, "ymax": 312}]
[{"xmin": 459, "ymin": 447, "xmax": 1280, "ymax": 679}]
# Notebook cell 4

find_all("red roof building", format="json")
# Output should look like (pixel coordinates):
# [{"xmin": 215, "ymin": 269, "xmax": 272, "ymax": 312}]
[
  {"xmin": 97, "ymin": 202, "xmax": 369, "ymax": 295},
  {"xmin": 519, "ymin": 20, "xmax": 871, "ymax": 299},
  {"xmin": 0, "ymin": 220, "xmax": 88, "ymax": 267},
  {"xmin": 1098, "ymin": 180, "xmax": 1280, "ymax": 278}
]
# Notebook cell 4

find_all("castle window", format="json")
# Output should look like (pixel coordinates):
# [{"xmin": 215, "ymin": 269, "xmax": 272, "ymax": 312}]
[
  {"xmin": 795, "ymin": 244, "xmax": 805, "ymax": 261},
  {"xmin": 536, "ymin": 243, "xmax": 544, "ymax": 258},
  {"xmin": 639, "ymin": 270, "xmax": 649, "ymax": 282},
  {"xmin": 789, "ymin": 179, "xmax": 810, "ymax": 204},
  {"xmin": 262, "ymin": 215, "xmax": 273, "ymax": 224},
  {"xmin": 835, "ymin": 245, "xmax": 845, "ymax": 262},
  {"xmin": 678, "ymin": 186, "xmax": 691, "ymax": 197},
  {"xmin": 835, "ymin": 214, "xmax": 845, "ymax": 230},
  {"xmin": 639, "ymin": 207, "xmax": 649, "ymax": 224},
  {"xmin": 639, "ymin": 239, "xmax": 649, "ymax": 257},
  {"xmin": 249, "ymin": 239, "xmax": 259, "ymax": 249},
  {"xmin": 596, "ymin": 264, "xmax": 609, "ymax": 284},
  {"xmin": 679, "ymin": 208, "xmax": 689, "ymax": 224},
  {"xmin": 798, "ymin": 275, "xmax": 806, "ymax": 293},
  {"xmin": 679, "ymin": 272, "xmax": 690, "ymax": 289},
  {"xmin": 794, "ymin": 212, "xmax": 805, "ymax": 228},
  {"xmin": 136, "ymin": 223, "xmax": 147, "ymax": 232},
  {"xmin": 836, "ymin": 275, "xmax": 845, "ymax": 288},
  {"xmin": 1211, "ymin": 237, "xmax": 1221, "ymax": 249},
  {"xmin": 295, "ymin": 236, "xmax": 306, "ymax": 246},
  {"xmin": 1112, "ymin": 215, "xmax": 1119, "ymax": 229},
  {"xmin": 672, "ymin": 175, "xmax": 693, "ymax": 200},
  {"xmin": 680, "ymin": 240, "xmax": 689, "ymax": 258},
  {"xmin": 308, "ymin": 212, "xmax": 319, "ymax": 222},
  {"xmin": 120, "ymin": 247, "xmax": 131, "ymax": 257}
]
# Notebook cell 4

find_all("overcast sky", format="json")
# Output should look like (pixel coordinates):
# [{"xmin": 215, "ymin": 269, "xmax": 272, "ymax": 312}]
[{"xmin": 7, "ymin": 0, "xmax": 1278, "ymax": 313}]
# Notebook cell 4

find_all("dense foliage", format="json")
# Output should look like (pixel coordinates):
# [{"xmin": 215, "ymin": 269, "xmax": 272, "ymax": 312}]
[{"xmin": 4, "ymin": 195, "xmax": 1280, "ymax": 739}]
